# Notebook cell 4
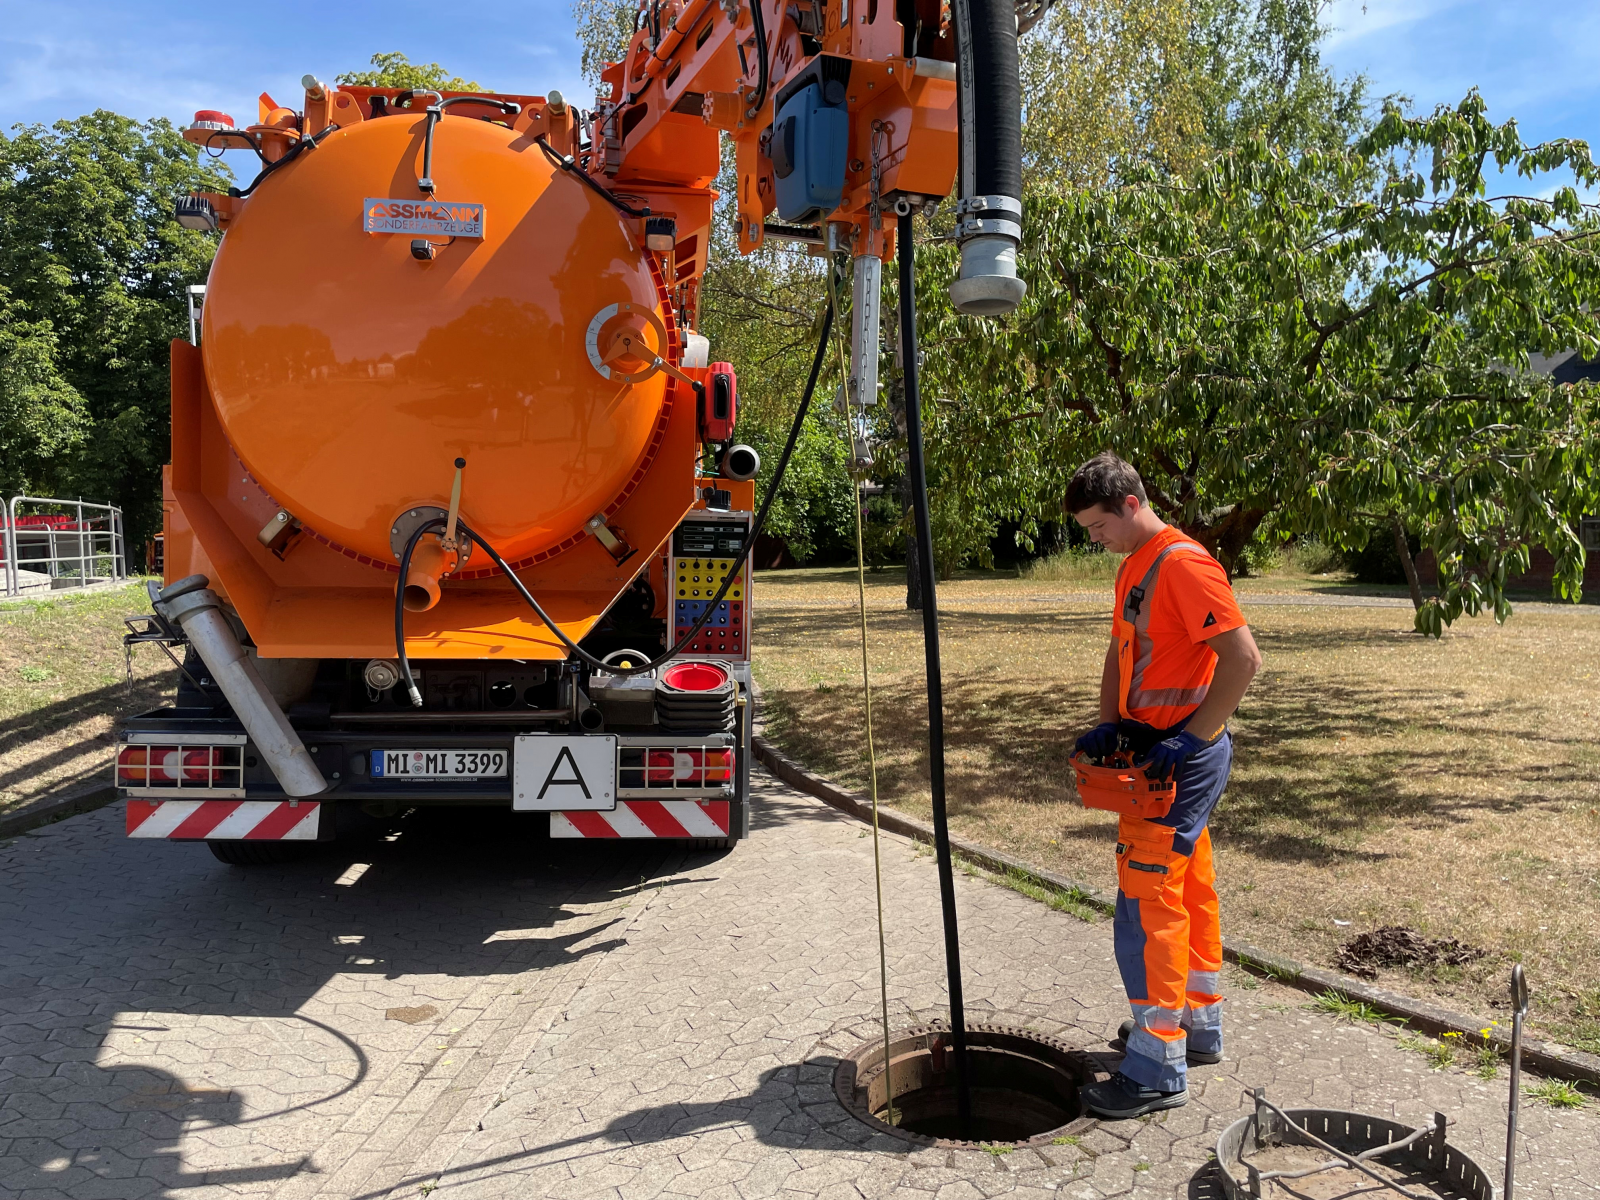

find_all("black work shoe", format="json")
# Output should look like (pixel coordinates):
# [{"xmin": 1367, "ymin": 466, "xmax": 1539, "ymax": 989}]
[
  {"xmin": 1116, "ymin": 1018, "xmax": 1223, "ymax": 1065},
  {"xmin": 1080, "ymin": 1071, "xmax": 1187, "ymax": 1119}
]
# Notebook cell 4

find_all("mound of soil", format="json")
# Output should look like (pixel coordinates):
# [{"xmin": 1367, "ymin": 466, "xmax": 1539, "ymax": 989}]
[{"xmin": 1334, "ymin": 925, "xmax": 1485, "ymax": 981}]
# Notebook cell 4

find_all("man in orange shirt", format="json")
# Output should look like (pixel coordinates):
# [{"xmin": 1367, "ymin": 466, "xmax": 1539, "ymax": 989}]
[{"xmin": 1066, "ymin": 452, "xmax": 1262, "ymax": 1119}]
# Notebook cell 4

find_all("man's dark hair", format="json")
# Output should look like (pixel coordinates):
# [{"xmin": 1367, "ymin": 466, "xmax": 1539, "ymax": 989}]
[{"xmin": 1064, "ymin": 451, "xmax": 1148, "ymax": 515}]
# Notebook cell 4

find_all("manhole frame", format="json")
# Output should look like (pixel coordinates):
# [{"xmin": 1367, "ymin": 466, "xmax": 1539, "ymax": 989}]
[{"xmin": 832, "ymin": 1020, "xmax": 1105, "ymax": 1149}]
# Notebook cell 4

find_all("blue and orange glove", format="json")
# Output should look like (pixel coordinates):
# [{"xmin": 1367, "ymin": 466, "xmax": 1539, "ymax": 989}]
[
  {"xmin": 1074, "ymin": 722, "xmax": 1121, "ymax": 760},
  {"xmin": 1139, "ymin": 729, "xmax": 1210, "ymax": 783}
]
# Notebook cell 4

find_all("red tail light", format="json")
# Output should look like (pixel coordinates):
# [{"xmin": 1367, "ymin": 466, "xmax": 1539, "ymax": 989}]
[{"xmin": 183, "ymin": 747, "xmax": 227, "ymax": 785}]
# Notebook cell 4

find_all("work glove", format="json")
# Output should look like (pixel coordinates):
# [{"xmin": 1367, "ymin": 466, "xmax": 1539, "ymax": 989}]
[
  {"xmin": 1139, "ymin": 729, "xmax": 1210, "ymax": 783},
  {"xmin": 1074, "ymin": 722, "xmax": 1121, "ymax": 760}
]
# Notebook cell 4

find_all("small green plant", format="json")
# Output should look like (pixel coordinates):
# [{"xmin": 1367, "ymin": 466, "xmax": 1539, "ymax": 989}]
[
  {"xmin": 1050, "ymin": 1135, "xmax": 1081, "ymax": 1147},
  {"xmin": 1525, "ymin": 1080, "xmax": 1587, "ymax": 1109},
  {"xmin": 1473, "ymin": 1045, "xmax": 1501, "ymax": 1079},
  {"xmin": 1308, "ymin": 991, "xmax": 1400, "ymax": 1026},
  {"xmin": 18, "ymin": 666, "xmax": 52, "ymax": 682},
  {"xmin": 1133, "ymin": 1161, "xmax": 1152, "ymax": 1172},
  {"xmin": 983, "ymin": 1142, "xmax": 1014, "ymax": 1156},
  {"xmin": 1398, "ymin": 1033, "xmax": 1457, "ymax": 1070}
]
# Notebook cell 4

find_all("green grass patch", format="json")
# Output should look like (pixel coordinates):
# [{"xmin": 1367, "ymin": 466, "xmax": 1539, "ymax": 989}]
[
  {"xmin": 1308, "ymin": 991, "xmax": 1402, "ymax": 1026},
  {"xmin": 1525, "ymin": 1080, "xmax": 1588, "ymax": 1109}
]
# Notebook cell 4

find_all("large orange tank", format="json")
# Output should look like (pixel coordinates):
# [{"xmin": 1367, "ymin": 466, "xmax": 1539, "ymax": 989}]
[
  {"xmin": 204, "ymin": 113, "xmax": 671, "ymax": 569},
  {"xmin": 166, "ymin": 97, "xmax": 708, "ymax": 662}
]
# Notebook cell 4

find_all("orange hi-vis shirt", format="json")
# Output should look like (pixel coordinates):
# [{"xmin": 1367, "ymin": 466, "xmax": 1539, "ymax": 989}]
[{"xmin": 1112, "ymin": 526, "xmax": 1247, "ymax": 730}]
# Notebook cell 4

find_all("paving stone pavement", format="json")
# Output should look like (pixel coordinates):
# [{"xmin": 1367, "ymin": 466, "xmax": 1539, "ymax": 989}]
[{"xmin": 1, "ymin": 774, "xmax": 1596, "ymax": 1200}]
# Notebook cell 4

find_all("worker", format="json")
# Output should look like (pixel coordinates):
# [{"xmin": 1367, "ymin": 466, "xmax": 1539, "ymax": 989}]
[{"xmin": 1066, "ymin": 451, "xmax": 1262, "ymax": 1120}]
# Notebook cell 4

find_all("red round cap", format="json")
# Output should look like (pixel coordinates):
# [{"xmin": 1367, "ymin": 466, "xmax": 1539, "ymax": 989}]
[
  {"xmin": 660, "ymin": 661, "xmax": 730, "ymax": 692},
  {"xmin": 193, "ymin": 110, "xmax": 235, "ymax": 127}
]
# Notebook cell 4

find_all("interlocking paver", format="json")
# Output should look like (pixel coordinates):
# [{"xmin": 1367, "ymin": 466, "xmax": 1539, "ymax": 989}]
[{"xmin": 3, "ymin": 772, "xmax": 1598, "ymax": 1197}]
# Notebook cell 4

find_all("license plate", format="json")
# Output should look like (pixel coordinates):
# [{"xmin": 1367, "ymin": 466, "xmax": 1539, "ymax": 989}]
[{"xmin": 371, "ymin": 749, "xmax": 508, "ymax": 779}]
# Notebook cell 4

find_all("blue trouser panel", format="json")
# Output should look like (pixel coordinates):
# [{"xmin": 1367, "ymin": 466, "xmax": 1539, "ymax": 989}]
[{"xmin": 1112, "ymin": 726, "xmax": 1232, "ymax": 1092}]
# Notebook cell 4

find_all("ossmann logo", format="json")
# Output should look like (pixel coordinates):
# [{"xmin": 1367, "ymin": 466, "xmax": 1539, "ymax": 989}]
[{"xmin": 362, "ymin": 197, "xmax": 485, "ymax": 238}]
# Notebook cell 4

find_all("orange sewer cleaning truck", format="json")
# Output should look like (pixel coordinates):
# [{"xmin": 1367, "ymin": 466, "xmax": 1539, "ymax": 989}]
[{"xmin": 115, "ymin": 0, "xmax": 1025, "ymax": 861}]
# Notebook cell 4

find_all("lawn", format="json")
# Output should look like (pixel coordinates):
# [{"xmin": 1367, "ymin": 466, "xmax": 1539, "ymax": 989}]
[
  {"xmin": 0, "ymin": 583, "xmax": 174, "ymax": 816},
  {"xmin": 751, "ymin": 563, "xmax": 1600, "ymax": 1054}
]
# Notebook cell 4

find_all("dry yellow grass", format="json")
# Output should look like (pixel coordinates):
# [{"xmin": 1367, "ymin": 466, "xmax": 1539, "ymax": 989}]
[
  {"xmin": 0, "ymin": 583, "xmax": 174, "ymax": 815},
  {"xmin": 752, "ymin": 566, "xmax": 1600, "ymax": 1052}
]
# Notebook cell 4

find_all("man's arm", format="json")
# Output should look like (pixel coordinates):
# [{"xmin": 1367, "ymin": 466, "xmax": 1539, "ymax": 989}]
[
  {"xmin": 1098, "ymin": 637, "xmax": 1120, "ymax": 724},
  {"xmin": 1184, "ymin": 625, "xmax": 1262, "ymax": 742}
]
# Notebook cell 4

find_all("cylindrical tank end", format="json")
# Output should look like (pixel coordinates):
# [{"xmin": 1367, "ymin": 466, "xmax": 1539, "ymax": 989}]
[{"xmin": 402, "ymin": 540, "xmax": 449, "ymax": 612}]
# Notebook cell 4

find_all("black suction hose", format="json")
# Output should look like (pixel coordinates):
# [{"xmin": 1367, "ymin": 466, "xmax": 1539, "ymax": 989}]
[
  {"xmin": 393, "ymin": 299, "xmax": 836, "ymax": 703},
  {"xmin": 897, "ymin": 211, "xmax": 972, "ymax": 1134}
]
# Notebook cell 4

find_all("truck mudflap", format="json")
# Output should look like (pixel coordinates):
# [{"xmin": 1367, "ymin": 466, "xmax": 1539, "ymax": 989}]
[
  {"xmin": 551, "ymin": 798, "xmax": 729, "ymax": 839},
  {"xmin": 126, "ymin": 799, "xmax": 321, "ymax": 841}
]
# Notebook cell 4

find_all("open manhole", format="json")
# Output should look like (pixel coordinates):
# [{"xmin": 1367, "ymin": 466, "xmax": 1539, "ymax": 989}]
[{"xmin": 833, "ymin": 1023, "xmax": 1100, "ymax": 1146}]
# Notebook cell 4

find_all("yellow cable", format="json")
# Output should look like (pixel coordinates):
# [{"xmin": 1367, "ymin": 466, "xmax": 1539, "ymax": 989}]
[{"xmin": 827, "ymin": 260, "xmax": 896, "ymax": 1126}]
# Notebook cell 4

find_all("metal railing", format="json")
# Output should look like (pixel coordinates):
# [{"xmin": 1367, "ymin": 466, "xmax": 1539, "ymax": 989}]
[{"xmin": 2, "ymin": 497, "xmax": 127, "ymax": 598}]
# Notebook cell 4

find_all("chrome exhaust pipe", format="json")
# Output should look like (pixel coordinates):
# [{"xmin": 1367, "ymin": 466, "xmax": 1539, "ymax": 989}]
[{"xmin": 154, "ymin": 575, "xmax": 328, "ymax": 798}]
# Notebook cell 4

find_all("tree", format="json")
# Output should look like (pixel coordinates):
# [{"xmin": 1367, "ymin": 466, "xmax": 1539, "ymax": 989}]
[
  {"xmin": 1187, "ymin": 0, "xmax": 1372, "ymax": 154},
  {"xmin": 335, "ymin": 52, "xmax": 484, "ymax": 92},
  {"xmin": 0, "ymin": 291, "xmax": 86, "ymax": 497},
  {"xmin": 572, "ymin": 0, "xmax": 638, "ymax": 89},
  {"xmin": 0, "ymin": 113, "xmax": 229, "ymax": 545},
  {"xmin": 915, "ymin": 93, "xmax": 1600, "ymax": 632}
]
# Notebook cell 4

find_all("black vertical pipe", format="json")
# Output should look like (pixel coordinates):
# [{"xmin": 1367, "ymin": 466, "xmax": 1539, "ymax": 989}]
[{"xmin": 897, "ymin": 209, "xmax": 972, "ymax": 1134}]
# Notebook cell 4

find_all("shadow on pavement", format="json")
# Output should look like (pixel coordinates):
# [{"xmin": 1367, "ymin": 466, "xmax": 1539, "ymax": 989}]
[{"xmin": 0, "ymin": 804, "xmax": 730, "ymax": 1197}]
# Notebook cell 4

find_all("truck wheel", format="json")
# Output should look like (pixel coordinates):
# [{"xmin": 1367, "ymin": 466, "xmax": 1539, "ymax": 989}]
[{"xmin": 207, "ymin": 840, "xmax": 302, "ymax": 866}]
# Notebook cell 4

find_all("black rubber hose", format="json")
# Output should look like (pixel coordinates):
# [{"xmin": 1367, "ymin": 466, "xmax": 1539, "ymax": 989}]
[
  {"xmin": 534, "ymin": 135, "xmax": 651, "ymax": 219},
  {"xmin": 898, "ymin": 210, "xmax": 972, "ymax": 1134},
  {"xmin": 745, "ymin": 0, "xmax": 770, "ymax": 119},
  {"xmin": 392, "ymin": 298, "xmax": 836, "ymax": 698},
  {"xmin": 953, "ymin": 0, "xmax": 1022, "ymax": 200}
]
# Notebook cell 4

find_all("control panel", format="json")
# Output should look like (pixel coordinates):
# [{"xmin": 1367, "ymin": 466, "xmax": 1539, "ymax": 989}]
[{"xmin": 671, "ymin": 514, "xmax": 750, "ymax": 660}]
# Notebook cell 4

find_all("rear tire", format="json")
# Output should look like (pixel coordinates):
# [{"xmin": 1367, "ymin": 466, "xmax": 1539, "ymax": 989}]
[{"xmin": 207, "ymin": 840, "xmax": 303, "ymax": 866}]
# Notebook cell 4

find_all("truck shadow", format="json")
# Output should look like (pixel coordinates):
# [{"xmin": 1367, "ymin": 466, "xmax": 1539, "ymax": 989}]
[{"xmin": 0, "ymin": 805, "xmax": 728, "ymax": 1197}]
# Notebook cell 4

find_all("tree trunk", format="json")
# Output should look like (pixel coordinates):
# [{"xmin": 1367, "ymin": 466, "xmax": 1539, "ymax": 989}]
[
  {"xmin": 1182, "ymin": 505, "xmax": 1269, "ymax": 579},
  {"xmin": 1393, "ymin": 514, "xmax": 1425, "ymax": 611},
  {"xmin": 904, "ymin": 493, "xmax": 923, "ymax": 610}
]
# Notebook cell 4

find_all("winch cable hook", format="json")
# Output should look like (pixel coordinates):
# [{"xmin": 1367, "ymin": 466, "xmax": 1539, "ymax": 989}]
[{"xmin": 827, "ymin": 258, "xmax": 896, "ymax": 1127}]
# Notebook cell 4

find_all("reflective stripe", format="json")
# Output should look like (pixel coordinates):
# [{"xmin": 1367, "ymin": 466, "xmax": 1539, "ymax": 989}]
[
  {"xmin": 1124, "ymin": 1005, "xmax": 1188, "ymax": 1091},
  {"xmin": 1123, "ymin": 544, "xmax": 1214, "ymax": 715},
  {"xmin": 1183, "ymin": 1001, "xmax": 1223, "ymax": 1032},
  {"xmin": 1187, "ymin": 969, "xmax": 1221, "ymax": 998}
]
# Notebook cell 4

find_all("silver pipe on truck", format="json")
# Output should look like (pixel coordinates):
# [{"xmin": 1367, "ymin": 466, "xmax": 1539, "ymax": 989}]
[
  {"xmin": 949, "ymin": 0, "xmax": 1026, "ymax": 315},
  {"xmin": 154, "ymin": 575, "xmax": 328, "ymax": 798}
]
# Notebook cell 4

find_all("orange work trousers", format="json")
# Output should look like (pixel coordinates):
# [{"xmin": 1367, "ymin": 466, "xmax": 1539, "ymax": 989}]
[{"xmin": 1113, "ymin": 817, "xmax": 1223, "ymax": 1091}]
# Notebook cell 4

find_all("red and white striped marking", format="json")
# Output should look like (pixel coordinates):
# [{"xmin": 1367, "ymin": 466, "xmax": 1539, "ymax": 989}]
[
  {"xmin": 551, "ymin": 800, "xmax": 729, "ymax": 839},
  {"xmin": 126, "ymin": 800, "xmax": 320, "ymax": 840}
]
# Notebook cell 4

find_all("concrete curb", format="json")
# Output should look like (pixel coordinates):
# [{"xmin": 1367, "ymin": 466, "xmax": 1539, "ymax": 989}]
[
  {"xmin": 0, "ymin": 780, "xmax": 117, "ymax": 840},
  {"xmin": 751, "ymin": 731, "xmax": 1600, "ymax": 1088}
]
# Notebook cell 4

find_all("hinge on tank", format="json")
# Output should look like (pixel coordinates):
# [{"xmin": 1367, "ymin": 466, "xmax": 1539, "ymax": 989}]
[
  {"xmin": 584, "ymin": 513, "xmax": 637, "ymax": 565},
  {"xmin": 257, "ymin": 509, "xmax": 303, "ymax": 559}
]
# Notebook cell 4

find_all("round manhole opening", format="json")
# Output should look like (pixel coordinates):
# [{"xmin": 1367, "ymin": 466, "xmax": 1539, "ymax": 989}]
[{"xmin": 834, "ymin": 1023, "xmax": 1099, "ymax": 1147}]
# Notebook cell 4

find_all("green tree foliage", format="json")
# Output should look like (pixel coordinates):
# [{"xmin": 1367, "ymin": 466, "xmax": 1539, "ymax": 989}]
[
  {"xmin": 0, "ymin": 291, "xmax": 86, "ymax": 496},
  {"xmin": 573, "ymin": 0, "xmax": 638, "ymax": 88},
  {"xmin": 1188, "ymin": 0, "xmax": 1372, "ymax": 152},
  {"xmin": 915, "ymin": 93, "xmax": 1600, "ymax": 631},
  {"xmin": 335, "ymin": 52, "xmax": 484, "ymax": 92},
  {"xmin": 0, "ymin": 113, "xmax": 229, "ymax": 543}
]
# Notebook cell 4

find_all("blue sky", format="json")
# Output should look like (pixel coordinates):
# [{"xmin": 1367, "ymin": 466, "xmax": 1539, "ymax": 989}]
[{"xmin": 2, "ymin": 0, "xmax": 1595, "ymax": 188}]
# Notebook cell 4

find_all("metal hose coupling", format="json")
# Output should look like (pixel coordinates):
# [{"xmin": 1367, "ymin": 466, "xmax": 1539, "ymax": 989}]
[
  {"xmin": 153, "ymin": 575, "xmax": 327, "ymax": 798},
  {"xmin": 950, "ymin": 193, "xmax": 1025, "ymax": 316}
]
